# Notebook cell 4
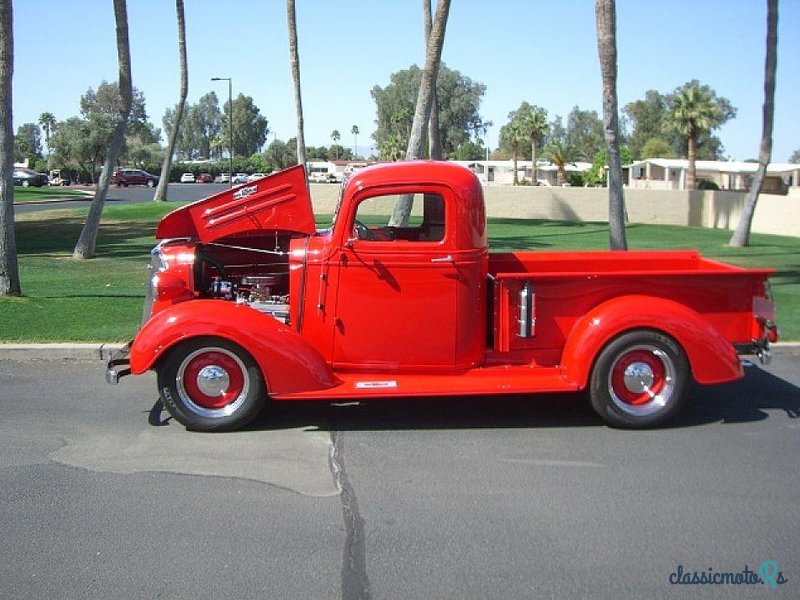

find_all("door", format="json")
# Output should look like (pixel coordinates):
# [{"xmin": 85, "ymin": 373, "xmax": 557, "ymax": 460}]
[{"xmin": 332, "ymin": 191, "xmax": 458, "ymax": 370}]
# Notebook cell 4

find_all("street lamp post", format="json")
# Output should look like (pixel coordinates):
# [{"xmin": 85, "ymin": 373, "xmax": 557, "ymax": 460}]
[{"xmin": 211, "ymin": 77, "xmax": 233, "ymax": 186}]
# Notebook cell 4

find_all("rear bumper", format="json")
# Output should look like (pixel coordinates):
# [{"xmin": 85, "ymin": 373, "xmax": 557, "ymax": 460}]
[
  {"xmin": 102, "ymin": 342, "xmax": 132, "ymax": 384},
  {"xmin": 735, "ymin": 322, "xmax": 779, "ymax": 365}
]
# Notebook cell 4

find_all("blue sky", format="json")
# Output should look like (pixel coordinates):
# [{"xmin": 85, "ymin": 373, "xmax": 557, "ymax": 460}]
[{"xmin": 13, "ymin": 0, "xmax": 800, "ymax": 162}]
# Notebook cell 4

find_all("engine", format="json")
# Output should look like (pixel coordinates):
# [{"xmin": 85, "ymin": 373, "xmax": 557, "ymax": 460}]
[
  {"xmin": 144, "ymin": 236, "xmax": 293, "ymax": 326},
  {"xmin": 207, "ymin": 273, "xmax": 290, "ymax": 324}
]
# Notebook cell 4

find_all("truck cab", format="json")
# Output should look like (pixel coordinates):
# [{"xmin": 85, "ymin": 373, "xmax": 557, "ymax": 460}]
[{"xmin": 107, "ymin": 162, "xmax": 777, "ymax": 432}]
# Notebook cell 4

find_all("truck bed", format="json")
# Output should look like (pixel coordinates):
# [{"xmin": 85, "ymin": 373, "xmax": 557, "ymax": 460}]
[{"xmin": 488, "ymin": 250, "xmax": 772, "ymax": 361}]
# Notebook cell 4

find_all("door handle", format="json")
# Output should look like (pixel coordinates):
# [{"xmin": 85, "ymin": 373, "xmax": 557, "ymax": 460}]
[{"xmin": 430, "ymin": 255, "xmax": 454, "ymax": 263}]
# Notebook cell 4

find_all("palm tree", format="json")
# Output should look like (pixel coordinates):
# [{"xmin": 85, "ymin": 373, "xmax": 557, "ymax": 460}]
[
  {"xmin": 500, "ymin": 121, "xmax": 526, "ymax": 185},
  {"xmin": 287, "ymin": 0, "xmax": 307, "ymax": 179},
  {"xmin": 423, "ymin": 0, "xmax": 441, "ymax": 159},
  {"xmin": 0, "ymin": 0, "xmax": 21, "ymax": 295},
  {"xmin": 730, "ymin": 0, "xmax": 777, "ymax": 247},
  {"xmin": 38, "ymin": 111, "xmax": 56, "ymax": 158},
  {"xmin": 73, "ymin": 0, "xmax": 132, "ymax": 260},
  {"xmin": 595, "ymin": 0, "xmax": 627, "ymax": 250},
  {"xmin": 330, "ymin": 129, "xmax": 340, "ymax": 159},
  {"xmin": 667, "ymin": 81, "xmax": 723, "ymax": 190},
  {"xmin": 520, "ymin": 106, "xmax": 548, "ymax": 184},
  {"xmin": 546, "ymin": 140, "xmax": 574, "ymax": 187},
  {"xmin": 390, "ymin": 0, "xmax": 451, "ymax": 226},
  {"xmin": 351, "ymin": 124, "xmax": 359, "ymax": 158},
  {"xmin": 154, "ymin": 0, "xmax": 187, "ymax": 202}
]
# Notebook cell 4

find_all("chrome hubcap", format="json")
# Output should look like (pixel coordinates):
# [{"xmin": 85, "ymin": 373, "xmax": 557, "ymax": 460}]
[
  {"xmin": 196, "ymin": 365, "xmax": 230, "ymax": 397},
  {"xmin": 622, "ymin": 362, "xmax": 655, "ymax": 394}
]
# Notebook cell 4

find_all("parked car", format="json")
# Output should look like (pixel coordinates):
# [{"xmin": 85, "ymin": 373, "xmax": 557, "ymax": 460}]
[
  {"xmin": 13, "ymin": 168, "xmax": 48, "ymax": 187},
  {"xmin": 232, "ymin": 173, "xmax": 249, "ymax": 184},
  {"xmin": 180, "ymin": 173, "xmax": 196, "ymax": 183},
  {"xmin": 197, "ymin": 172, "xmax": 214, "ymax": 183},
  {"xmin": 112, "ymin": 168, "xmax": 159, "ymax": 188},
  {"xmin": 247, "ymin": 173, "xmax": 266, "ymax": 182},
  {"xmin": 215, "ymin": 173, "xmax": 231, "ymax": 184}
]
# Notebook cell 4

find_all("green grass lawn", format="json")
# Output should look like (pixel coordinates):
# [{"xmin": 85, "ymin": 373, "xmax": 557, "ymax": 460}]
[
  {"xmin": 13, "ymin": 186, "xmax": 88, "ymax": 202},
  {"xmin": 1, "ymin": 205, "xmax": 797, "ymax": 342}
]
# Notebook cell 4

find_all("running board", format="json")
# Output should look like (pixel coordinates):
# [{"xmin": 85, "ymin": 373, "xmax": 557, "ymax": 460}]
[{"xmin": 271, "ymin": 365, "xmax": 578, "ymax": 401}]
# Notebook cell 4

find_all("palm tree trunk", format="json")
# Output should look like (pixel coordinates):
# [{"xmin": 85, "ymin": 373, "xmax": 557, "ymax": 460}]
[
  {"xmin": 0, "ymin": 0, "xmax": 20, "ymax": 295},
  {"xmin": 512, "ymin": 147, "xmax": 519, "ymax": 185},
  {"xmin": 595, "ymin": 0, "xmax": 628, "ymax": 250},
  {"xmin": 730, "ymin": 0, "xmax": 777, "ymax": 247},
  {"xmin": 390, "ymin": 0, "xmax": 450, "ymax": 226},
  {"xmin": 686, "ymin": 127, "xmax": 697, "ymax": 190},
  {"xmin": 424, "ymin": 0, "xmax": 442, "ymax": 160},
  {"xmin": 531, "ymin": 138, "xmax": 538, "ymax": 184},
  {"xmin": 73, "ymin": 0, "xmax": 132, "ymax": 260},
  {"xmin": 287, "ymin": 0, "xmax": 308, "ymax": 184},
  {"xmin": 154, "ymin": 0, "xmax": 187, "ymax": 202}
]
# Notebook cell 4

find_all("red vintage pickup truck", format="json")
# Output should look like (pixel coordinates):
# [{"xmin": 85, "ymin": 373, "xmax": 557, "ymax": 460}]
[{"xmin": 106, "ymin": 161, "xmax": 778, "ymax": 431}]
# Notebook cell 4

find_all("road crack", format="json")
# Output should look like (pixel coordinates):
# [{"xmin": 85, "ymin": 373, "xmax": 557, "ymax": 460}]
[{"xmin": 329, "ymin": 430, "xmax": 372, "ymax": 600}]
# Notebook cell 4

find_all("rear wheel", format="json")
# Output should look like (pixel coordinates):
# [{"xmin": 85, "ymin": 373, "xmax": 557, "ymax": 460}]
[
  {"xmin": 589, "ymin": 330, "xmax": 689, "ymax": 429},
  {"xmin": 158, "ymin": 337, "xmax": 266, "ymax": 431}
]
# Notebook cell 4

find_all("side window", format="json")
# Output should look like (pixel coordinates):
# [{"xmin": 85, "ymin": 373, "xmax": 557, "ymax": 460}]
[{"xmin": 352, "ymin": 193, "xmax": 445, "ymax": 243}]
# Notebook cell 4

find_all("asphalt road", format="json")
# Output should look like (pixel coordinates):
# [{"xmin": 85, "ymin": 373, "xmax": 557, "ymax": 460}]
[
  {"xmin": 15, "ymin": 183, "xmax": 226, "ymax": 213},
  {"xmin": 1, "ymin": 355, "xmax": 798, "ymax": 599}
]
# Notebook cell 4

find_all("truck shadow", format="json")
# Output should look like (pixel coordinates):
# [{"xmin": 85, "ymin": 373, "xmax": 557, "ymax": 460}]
[{"xmin": 228, "ymin": 364, "xmax": 799, "ymax": 433}]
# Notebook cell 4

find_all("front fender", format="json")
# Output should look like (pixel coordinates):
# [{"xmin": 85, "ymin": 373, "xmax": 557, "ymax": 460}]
[
  {"xmin": 130, "ymin": 300, "xmax": 340, "ymax": 395},
  {"xmin": 561, "ymin": 295, "xmax": 743, "ymax": 388}
]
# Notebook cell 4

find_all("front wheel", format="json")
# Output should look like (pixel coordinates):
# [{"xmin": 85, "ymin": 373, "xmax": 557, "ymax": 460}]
[
  {"xmin": 589, "ymin": 330, "xmax": 689, "ymax": 429},
  {"xmin": 158, "ymin": 337, "xmax": 266, "ymax": 431}
]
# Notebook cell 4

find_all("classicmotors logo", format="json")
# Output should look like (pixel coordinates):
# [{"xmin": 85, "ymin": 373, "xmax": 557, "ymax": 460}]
[{"xmin": 669, "ymin": 561, "xmax": 788, "ymax": 589}]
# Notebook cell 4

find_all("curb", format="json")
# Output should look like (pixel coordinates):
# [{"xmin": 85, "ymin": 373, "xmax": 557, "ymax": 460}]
[
  {"xmin": 13, "ymin": 190, "xmax": 94, "ymax": 206},
  {"xmin": 0, "ymin": 342, "xmax": 798, "ymax": 362}
]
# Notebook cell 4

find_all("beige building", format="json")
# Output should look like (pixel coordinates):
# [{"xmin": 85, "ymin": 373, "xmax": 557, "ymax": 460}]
[{"xmin": 628, "ymin": 158, "xmax": 800, "ymax": 194}]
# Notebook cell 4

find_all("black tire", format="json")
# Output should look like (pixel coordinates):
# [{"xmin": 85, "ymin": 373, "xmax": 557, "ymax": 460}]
[
  {"xmin": 158, "ymin": 337, "xmax": 266, "ymax": 432},
  {"xmin": 589, "ymin": 329, "xmax": 689, "ymax": 429}
]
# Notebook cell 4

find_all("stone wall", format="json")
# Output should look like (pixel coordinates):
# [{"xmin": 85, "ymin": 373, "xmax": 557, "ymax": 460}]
[{"xmin": 309, "ymin": 184, "xmax": 799, "ymax": 238}]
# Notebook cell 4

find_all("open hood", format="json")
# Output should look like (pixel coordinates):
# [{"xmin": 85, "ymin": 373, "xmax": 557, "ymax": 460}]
[{"xmin": 155, "ymin": 165, "xmax": 316, "ymax": 242}]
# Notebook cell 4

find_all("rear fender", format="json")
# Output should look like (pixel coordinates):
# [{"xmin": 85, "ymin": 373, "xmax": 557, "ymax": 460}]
[
  {"xmin": 561, "ymin": 295, "xmax": 742, "ymax": 388},
  {"xmin": 130, "ymin": 300, "xmax": 340, "ymax": 395}
]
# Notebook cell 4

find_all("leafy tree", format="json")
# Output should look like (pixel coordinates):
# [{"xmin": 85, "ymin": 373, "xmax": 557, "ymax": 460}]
[
  {"xmin": 169, "ymin": 91, "xmax": 223, "ymax": 160},
  {"xmin": 379, "ymin": 133, "xmax": 406, "ymax": 162},
  {"xmin": 640, "ymin": 137, "xmax": 675, "ymax": 159},
  {"xmin": 731, "ymin": 0, "xmax": 777, "ymax": 247},
  {"xmin": 264, "ymin": 138, "xmax": 296, "ymax": 171},
  {"xmin": 154, "ymin": 0, "xmax": 187, "ymax": 201},
  {"xmin": 451, "ymin": 140, "xmax": 486, "ymax": 160},
  {"xmin": 565, "ymin": 106, "xmax": 604, "ymax": 161},
  {"xmin": 14, "ymin": 123, "xmax": 42, "ymax": 164},
  {"xmin": 38, "ymin": 112, "xmax": 56, "ymax": 157},
  {"xmin": 372, "ymin": 62, "xmax": 485, "ymax": 160},
  {"xmin": 0, "ymin": 0, "xmax": 20, "ymax": 296},
  {"xmin": 666, "ymin": 80, "xmax": 736, "ymax": 189},
  {"xmin": 221, "ymin": 94, "xmax": 269, "ymax": 157},
  {"xmin": 74, "ymin": 0, "xmax": 132, "ymax": 260},
  {"xmin": 623, "ymin": 90, "xmax": 670, "ymax": 159},
  {"xmin": 287, "ymin": 0, "xmax": 307, "ymax": 175},
  {"xmin": 789, "ymin": 148, "xmax": 800, "ymax": 163}
]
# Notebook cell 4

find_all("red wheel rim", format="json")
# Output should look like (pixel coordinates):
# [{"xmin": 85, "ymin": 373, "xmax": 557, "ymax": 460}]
[
  {"xmin": 180, "ymin": 350, "xmax": 246, "ymax": 410},
  {"xmin": 610, "ymin": 349, "xmax": 667, "ymax": 406}
]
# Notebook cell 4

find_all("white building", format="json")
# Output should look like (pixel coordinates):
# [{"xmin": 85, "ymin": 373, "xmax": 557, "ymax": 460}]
[{"xmin": 628, "ymin": 158, "xmax": 800, "ymax": 194}]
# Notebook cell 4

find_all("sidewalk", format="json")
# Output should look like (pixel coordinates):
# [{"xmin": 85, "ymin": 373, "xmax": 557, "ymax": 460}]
[{"xmin": 0, "ymin": 342, "xmax": 798, "ymax": 362}]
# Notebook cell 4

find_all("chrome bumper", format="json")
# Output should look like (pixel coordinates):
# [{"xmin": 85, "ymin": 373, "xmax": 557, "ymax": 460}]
[
  {"xmin": 735, "ymin": 338, "xmax": 773, "ymax": 366},
  {"xmin": 102, "ymin": 342, "xmax": 132, "ymax": 384}
]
